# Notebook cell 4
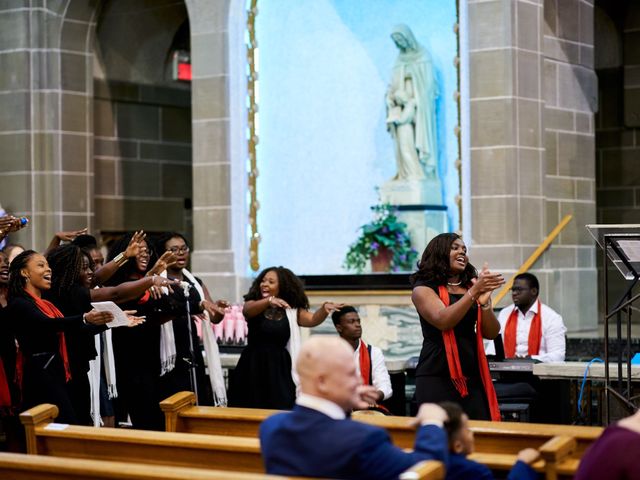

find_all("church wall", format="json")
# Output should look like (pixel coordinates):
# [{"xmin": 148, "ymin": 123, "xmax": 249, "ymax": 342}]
[
  {"xmin": 0, "ymin": 1, "xmax": 97, "ymax": 251},
  {"xmin": 467, "ymin": 0, "xmax": 598, "ymax": 332},
  {"xmin": 93, "ymin": 79, "xmax": 193, "ymax": 235}
]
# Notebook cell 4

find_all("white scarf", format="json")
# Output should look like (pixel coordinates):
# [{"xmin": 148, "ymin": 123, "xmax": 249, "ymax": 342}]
[
  {"xmin": 285, "ymin": 308, "xmax": 301, "ymax": 389},
  {"xmin": 182, "ymin": 269, "xmax": 227, "ymax": 407},
  {"xmin": 159, "ymin": 271, "xmax": 176, "ymax": 376},
  {"xmin": 87, "ymin": 303, "xmax": 118, "ymax": 427},
  {"xmin": 88, "ymin": 335, "xmax": 103, "ymax": 427}
]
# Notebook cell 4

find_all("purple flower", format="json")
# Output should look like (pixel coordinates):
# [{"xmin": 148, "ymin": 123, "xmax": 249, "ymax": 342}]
[
  {"xmin": 399, "ymin": 254, "xmax": 406, "ymax": 261},
  {"xmin": 371, "ymin": 241, "xmax": 379, "ymax": 250},
  {"xmin": 382, "ymin": 226, "xmax": 389, "ymax": 233}
]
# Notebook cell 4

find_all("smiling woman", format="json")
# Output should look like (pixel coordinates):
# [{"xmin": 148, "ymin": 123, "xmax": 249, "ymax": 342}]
[
  {"xmin": 6, "ymin": 250, "xmax": 113, "ymax": 424},
  {"xmin": 228, "ymin": 266, "xmax": 343, "ymax": 409},
  {"xmin": 409, "ymin": 233, "xmax": 504, "ymax": 421}
]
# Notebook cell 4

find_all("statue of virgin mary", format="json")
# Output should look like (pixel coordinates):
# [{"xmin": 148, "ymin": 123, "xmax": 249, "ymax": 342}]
[{"xmin": 386, "ymin": 24, "xmax": 439, "ymax": 181}]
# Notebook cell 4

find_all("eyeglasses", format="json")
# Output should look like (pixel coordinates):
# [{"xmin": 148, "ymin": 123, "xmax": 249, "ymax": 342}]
[
  {"xmin": 167, "ymin": 246, "xmax": 189, "ymax": 254},
  {"xmin": 510, "ymin": 287, "xmax": 530, "ymax": 293}
]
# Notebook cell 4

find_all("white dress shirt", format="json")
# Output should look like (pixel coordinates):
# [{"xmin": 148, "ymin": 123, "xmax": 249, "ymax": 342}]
[
  {"xmin": 354, "ymin": 342, "xmax": 393, "ymax": 400},
  {"xmin": 486, "ymin": 301, "xmax": 566, "ymax": 362},
  {"xmin": 296, "ymin": 393, "xmax": 346, "ymax": 419}
]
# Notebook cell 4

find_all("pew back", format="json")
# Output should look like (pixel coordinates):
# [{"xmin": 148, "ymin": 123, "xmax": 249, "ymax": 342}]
[
  {"xmin": 161, "ymin": 392, "xmax": 602, "ymax": 459},
  {"xmin": 0, "ymin": 452, "xmax": 288, "ymax": 480},
  {"xmin": 21, "ymin": 403, "xmax": 444, "ymax": 480}
]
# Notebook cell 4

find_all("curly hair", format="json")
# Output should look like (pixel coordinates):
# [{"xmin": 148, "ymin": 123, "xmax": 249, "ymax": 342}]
[
  {"xmin": 243, "ymin": 266, "xmax": 309, "ymax": 310},
  {"xmin": 105, "ymin": 233, "xmax": 157, "ymax": 286},
  {"xmin": 8, "ymin": 249, "xmax": 38, "ymax": 300},
  {"xmin": 409, "ymin": 233, "xmax": 477, "ymax": 288},
  {"xmin": 46, "ymin": 245, "xmax": 85, "ymax": 298}
]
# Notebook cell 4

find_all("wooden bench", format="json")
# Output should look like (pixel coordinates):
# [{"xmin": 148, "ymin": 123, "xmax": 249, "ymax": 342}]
[
  {"xmin": 0, "ymin": 451, "xmax": 295, "ymax": 480},
  {"xmin": 20, "ymin": 404, "xmax": 444, "ymax": 480},
  {"xmin": 161, "ymin": 391, "xmax": 603, "ymax": 479}
]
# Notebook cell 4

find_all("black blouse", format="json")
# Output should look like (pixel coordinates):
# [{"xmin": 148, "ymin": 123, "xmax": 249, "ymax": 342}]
[
  {"xmin": 414, "ymin": 281, "xmax": 482, "ymax": 379},
  {"xmin": 8, "ymin": 296, "xmax": 83, "ymax": 356}
]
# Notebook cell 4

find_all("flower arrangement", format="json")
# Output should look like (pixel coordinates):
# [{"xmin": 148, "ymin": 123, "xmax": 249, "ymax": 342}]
[{"xmin": 344, "ymin": 204, "xmax": 418, "ymax": 273}]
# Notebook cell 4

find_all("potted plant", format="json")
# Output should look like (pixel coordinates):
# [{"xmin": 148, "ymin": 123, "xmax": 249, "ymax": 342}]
[{"xmin": 344, "ymin": 204, "xmax": 418, "ymax": 273}]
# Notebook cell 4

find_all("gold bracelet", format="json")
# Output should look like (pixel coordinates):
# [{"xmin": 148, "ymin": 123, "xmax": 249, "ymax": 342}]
[{"xmin": 113, "ymin": 252, "xmax": 128, "ymax": 267}]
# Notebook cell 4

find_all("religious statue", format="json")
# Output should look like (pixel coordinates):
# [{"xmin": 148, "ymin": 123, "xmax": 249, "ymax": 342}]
[{"xmin": 385, "ymin": 24, "xmax": 439, "ymax": 181}]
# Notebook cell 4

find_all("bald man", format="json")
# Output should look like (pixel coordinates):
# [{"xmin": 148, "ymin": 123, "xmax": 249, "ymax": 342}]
[{"xmin": 259, "ymin": 336, "xmax": 449, "ymax": 480}]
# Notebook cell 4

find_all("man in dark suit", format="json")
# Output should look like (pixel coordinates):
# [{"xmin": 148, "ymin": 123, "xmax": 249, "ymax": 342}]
[{"xmin": 260, "ymin": 336, "xmax": 449, "ymax": 480}]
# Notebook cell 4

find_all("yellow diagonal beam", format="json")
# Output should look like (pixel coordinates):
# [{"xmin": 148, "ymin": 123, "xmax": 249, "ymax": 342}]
[{"xmin": 493, "ymin": 214, "xmax": 573, "ymax": 305}]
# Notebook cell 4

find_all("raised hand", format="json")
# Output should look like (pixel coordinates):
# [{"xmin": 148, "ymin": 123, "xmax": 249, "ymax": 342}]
[
  {"xmin": 84, "ymin": 310, "xmax": 114, "ymax": 325},
  {"xmin": 471, "ymin": 263, "xmax": 505, "ymax": 307},
  {"xmin": 124, "ymin": 230, "xmax": 146, "ymax": 260},
  {"xmin": 0, "ymin": 215, "xmax": 27, "ymax": 237},
  {"xmin": 320, "ymin": 301, "xmax": 345, "ymax": 315},
  {"xmin": 147, "ymin": 251, "xmax": 178, "ymax": 277},
  {"xmin": 56, "ymin": 228, "xmax": 88, "ymax": 242}
]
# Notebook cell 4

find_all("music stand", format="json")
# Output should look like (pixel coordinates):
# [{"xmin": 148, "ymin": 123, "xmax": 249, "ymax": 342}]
[{"xmin": 587, "ymin": 224, "xmax": 640, "ymax": 422}]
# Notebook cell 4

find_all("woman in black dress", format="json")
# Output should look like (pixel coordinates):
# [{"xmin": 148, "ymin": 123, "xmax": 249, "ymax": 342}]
[
  {"xmin": 228, "ymin": 267, "xmax": 342, "ymax": 409},
  {"xmin": 6, "ymin": 250, "xmax": 112, "ymax": 423},
  {"xmin": 410, "ymin": 233, "xmax": 504, "ymax": 420}
]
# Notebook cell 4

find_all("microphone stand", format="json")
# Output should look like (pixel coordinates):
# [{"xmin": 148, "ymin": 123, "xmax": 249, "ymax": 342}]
[{"xmin": 181, "ymin": 281, "xmax": 199, "ymax": 405}]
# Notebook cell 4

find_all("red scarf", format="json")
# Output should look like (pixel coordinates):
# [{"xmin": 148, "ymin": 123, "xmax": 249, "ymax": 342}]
[
  {"xmin": 504, "ymin": 300, "xmax": 542, "ymax": 358},
  {"xmin": 0, "ymin": 357, "xmax": 11, "ymax": 407},
  {"xmin": 438, "ymin": 286, "xmax": 501, "ymax": 421},
  {"xmin": 24, "ymin": 290, "xmax": 72, "ymax": 382},
  {"xmin": 358, "ymin": 339, "xmax": 371, "ymax": 386}
]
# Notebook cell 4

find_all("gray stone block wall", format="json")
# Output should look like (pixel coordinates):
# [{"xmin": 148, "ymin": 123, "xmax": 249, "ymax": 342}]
[
  {"xmin": 93, "ymin": 79, "xmax": 193, "ymax": 237},
  {"xmin": 467, "ymin": 0, "xmax": 598, "ymax": 332}
]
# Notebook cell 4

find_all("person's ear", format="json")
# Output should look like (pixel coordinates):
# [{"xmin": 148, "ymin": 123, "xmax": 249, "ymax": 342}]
[
  {"xmin": 335, "ymin": 324, "xmax": 343, "ymax": 335},
  {"xmin": 452, "ymin": 438, "xmax": 465, "ymax": 454},
  {"xmin": 532, "ymin": 287, "xmax": 539, "ymax": 297},
  {"xmin": 20, "ymin": 269, "xmax": 29, "ymax": 280}
]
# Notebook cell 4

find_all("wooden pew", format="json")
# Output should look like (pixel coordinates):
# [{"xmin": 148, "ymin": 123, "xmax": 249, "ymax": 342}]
[
  {"xmin": 161, "ymin": 391, "xmax": 601, "ymax": 456},
  {"xmin": 20, "ymin": 404, "xmax": 444, "ymax": 480},
  {"xmin": 0, "ymin": 451, "xmax": 293, "ymax": 480},
  {"xmin": 21, "ymin": 404, "xmax": 264, "ymax": 474},
  {"xmin": 161, "ymin": 391, "xmax": 603, "ymax": 479}
]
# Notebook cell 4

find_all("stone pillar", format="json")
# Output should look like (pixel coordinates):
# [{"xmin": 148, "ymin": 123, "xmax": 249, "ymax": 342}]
[
  {"xmin": 186, "ymin": 0, "xmax": 243, "ymax": 301},
  {"xmin": 466, "ymin": 0, "xmax": 597, "ymax": 331},
  {"xmin": 0, "ymin": 1, "xmax": 98, "ymax": 250}
]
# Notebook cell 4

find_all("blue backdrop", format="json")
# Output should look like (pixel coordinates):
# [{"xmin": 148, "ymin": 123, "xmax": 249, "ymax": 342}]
[{"xmin": 255, "ymin": 0, "xmax": 459, "ymax": 275}]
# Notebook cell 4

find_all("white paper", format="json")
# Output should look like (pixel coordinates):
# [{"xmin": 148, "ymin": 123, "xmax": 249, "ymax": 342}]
[{"xmin": 91, "ymin": 301, "xmax": 130, "ymax": 328}]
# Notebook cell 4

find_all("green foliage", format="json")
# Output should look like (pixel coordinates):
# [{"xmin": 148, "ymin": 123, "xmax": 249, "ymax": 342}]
[{"xmin": 344, "ymin": 204, "xmax": 418, "ymax": 273}]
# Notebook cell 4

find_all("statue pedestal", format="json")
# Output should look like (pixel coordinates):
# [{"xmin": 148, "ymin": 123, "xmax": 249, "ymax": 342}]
[
  {"xmin": 398, "ymin": 207, "xmax": 448, "ymax": 252},
  {"xmin": 378, "ymin": 177, "xmax": 443, "ymax": 205},
  {"xmin": 378, "ymin": 177, "xmax": 447, "ymax": 252}
]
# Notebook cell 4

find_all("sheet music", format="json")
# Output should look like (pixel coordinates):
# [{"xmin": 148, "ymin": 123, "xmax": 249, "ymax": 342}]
[{"xmin": 91, "ymin": 301, "xmax": 130, "ymax": 328}]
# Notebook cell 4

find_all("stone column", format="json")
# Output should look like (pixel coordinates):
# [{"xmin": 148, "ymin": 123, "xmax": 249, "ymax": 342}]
[
  {"xmin": 467, "ymin": 0, "xmax": 597, "ymax": 331},
  {"xmin": 0, "ymin": 1, "xmax": 98, "ymax": 250},
  {"xmin": 186, "ymin": 0, "xmax": 242, "ymax": 301}
]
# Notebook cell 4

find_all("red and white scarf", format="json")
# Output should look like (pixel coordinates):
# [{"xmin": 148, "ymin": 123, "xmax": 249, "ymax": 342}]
[{"xmin": 504, "ymin": 300, "xmax": 542, "ymax": 358}]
